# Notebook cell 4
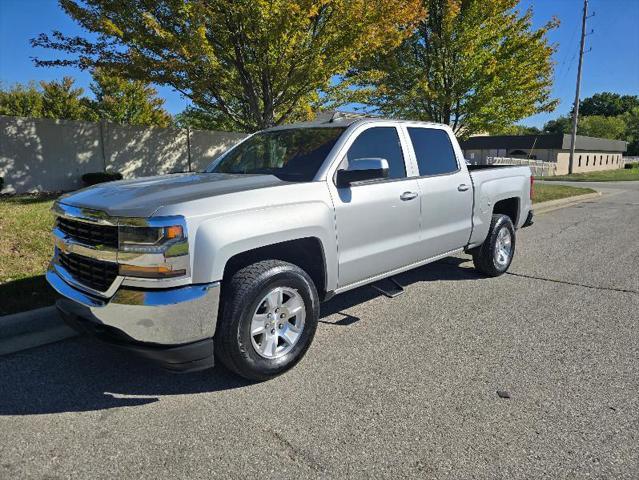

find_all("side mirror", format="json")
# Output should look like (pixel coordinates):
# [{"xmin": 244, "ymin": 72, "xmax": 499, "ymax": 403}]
[{"xmin": 336, "ymin": 158, "xmax": 389, "ymax": 187}]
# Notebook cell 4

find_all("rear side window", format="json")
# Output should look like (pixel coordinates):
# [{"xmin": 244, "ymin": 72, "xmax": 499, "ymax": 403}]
[
  {"xmin": 346, "ymin": 127, "xmax": 406, "ymax": 179},
  {"xmin": 408, "ymin": 127, "xmax": 458, "ymax": 176}
]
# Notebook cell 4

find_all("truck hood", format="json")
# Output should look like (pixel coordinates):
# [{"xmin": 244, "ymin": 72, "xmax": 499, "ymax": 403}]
[{"xmin": 59, "ymin": 172, "xmax": 286, "ymax": 217}]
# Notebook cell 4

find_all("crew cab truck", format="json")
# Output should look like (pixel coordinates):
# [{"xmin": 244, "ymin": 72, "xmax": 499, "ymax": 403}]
[{"xmin": 47, "ymin": 117, "xmax": 533, "ymax": 380}]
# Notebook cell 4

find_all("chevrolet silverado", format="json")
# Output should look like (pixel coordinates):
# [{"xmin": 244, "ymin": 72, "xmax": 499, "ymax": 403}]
[{"xmin": 47, "ymin": 116, "xmax": 534, "ymax": 380}]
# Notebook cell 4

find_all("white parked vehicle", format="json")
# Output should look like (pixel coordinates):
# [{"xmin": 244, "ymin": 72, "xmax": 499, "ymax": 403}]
[{"xmin": 47, "ymin": 116, "xmax": 534, "ymax": 379}]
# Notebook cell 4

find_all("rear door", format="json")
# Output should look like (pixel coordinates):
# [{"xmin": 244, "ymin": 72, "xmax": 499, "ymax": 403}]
[
  {"xmin": 327, "ymin": 124, "xmax": 422, "ymax": 288},
  {"xmin": 403, "ymin": 126, "xmax": 473, "ymax": 258}
]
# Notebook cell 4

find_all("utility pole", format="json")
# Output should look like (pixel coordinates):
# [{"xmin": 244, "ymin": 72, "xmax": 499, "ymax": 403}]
[{"xmin": 568, "ymin": 0, "xmax": 592, "ymax": 174}]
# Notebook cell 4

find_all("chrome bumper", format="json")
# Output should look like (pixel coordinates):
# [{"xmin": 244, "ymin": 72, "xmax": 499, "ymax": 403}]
[{"xmin": 46, "ymin": 264, "xmax": 220, "ymax": 345}]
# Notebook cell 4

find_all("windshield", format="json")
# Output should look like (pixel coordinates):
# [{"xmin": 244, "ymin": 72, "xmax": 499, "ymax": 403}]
[{"xmin": 208, "ymin": 127, "xmax": 346, "ymax": 182}]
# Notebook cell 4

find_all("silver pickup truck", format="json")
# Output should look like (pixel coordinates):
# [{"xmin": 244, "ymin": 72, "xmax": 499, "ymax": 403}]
[{"xmin": 47, "ymin": 117, "xmax": 533, "ymax": 379}]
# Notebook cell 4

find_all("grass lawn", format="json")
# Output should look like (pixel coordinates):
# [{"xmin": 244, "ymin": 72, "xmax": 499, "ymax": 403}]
[
  {"xmin": 532, "ymin": 183, "xmax": 596, "ymax": 203},
  {"xmin": 543, "ymin": 166, "xmax": 639, "ymax": 182},
  {"xmin": 0, "ymin": 194, "xmax": 58, "ymax": 316}
]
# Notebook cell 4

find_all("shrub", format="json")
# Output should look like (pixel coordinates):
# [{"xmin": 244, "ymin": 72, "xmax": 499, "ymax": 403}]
[
  {"xmin": 624, "ymin": 161, "xmax": 638, "ymax": 170},
  {"xmin": 81, "ymin": 171, "xmax": 123, "ymax": 186}
]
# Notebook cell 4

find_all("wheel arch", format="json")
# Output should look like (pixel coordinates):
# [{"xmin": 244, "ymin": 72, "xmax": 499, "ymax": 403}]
[
  {"xmin": 493, "ymin": 197, "xmax": 520, "ymax": 226},
  {"xmin": 220, "ymin": 237, "xmax": 328, "ymax": 299}
]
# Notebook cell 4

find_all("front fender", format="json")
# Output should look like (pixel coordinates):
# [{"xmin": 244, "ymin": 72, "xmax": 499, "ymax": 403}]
[{"xmin": 191, "ymin": 201, "xmax": 338, "ymax": 289}]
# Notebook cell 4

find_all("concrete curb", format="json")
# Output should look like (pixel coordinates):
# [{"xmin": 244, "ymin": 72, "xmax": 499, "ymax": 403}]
[
  {"xmin": 0, "ymin": 306, "xmax": 77, "ymax": 356},
  {"xmin": 534, "ymin": 191, "xmax": 602, "ymax": 215}
]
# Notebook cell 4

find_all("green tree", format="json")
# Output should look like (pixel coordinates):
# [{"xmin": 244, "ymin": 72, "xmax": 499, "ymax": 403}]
[
  {"xmin": 0, "ymin": 74, "xmax": 171, "ymax": 126},
  {"xmin": 579, "ymin": 92, "xmax": 639, "ymax": 117},
  {"xmin": 343, "ymin": 0, "xmax": 558, "ymax": 138},
  {"xmin": 622, "ymin": 107, "xmax": 639, "ymax": 155},
  {"xmin": 543, "ymin": 115, "xmax": 571, "ymax": 134},
  {"xmin": 40, "ymin": 76, "xmax": 95, "ymax": 121},
  {"xmin": 174, "ymin": 106, "xmax": 240, "ymax": 132},
  {"xmin": 577, "ymin": 115, "xmax": 627, "ymax": 140},
  {"xmin": 0, "ymin": 82, "xmax": 43, "ymax": 117},
  {"xmin": 542, "ymin": 113, "xmax": 629, "ymax": 141},
  {"xmin": 490, "ymin": 124, "xmax": 541, "ymax": 135},
  {"xmin": 89, "ymin": 69, "xmax": 172, "ymax": 127},
  {"xmin": 33, "ymin": 0, "xmax": 425, "ymax": 131}
]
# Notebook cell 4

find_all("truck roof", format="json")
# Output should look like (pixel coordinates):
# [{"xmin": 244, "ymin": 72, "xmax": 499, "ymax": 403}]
[{"xmin": 263, "ymin": 111, "xmax": 448, "ymax": 132}]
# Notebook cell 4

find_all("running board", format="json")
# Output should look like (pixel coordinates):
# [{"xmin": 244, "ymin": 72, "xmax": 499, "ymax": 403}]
[{"xmin": 371, "ymin": 277, "xmax": 405, "ymax": 298}]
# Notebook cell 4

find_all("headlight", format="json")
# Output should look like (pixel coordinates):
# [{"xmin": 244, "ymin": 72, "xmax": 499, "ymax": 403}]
[
  {"xmin": 117, "ymin": 217, "xmax": 189, "ymax": 279},
  {"xmin": 119, "ymin": 225, "xmax": 186, "ymax": 255}
]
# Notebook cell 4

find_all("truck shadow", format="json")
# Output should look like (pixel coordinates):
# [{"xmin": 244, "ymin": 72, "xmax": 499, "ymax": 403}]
[
  {"xmin": 0, "ymin": 256, "xmax": 481, "ymax": 416},
  {"xmin": 319, "ymin": 256, "xmax": 479, "ymax": 324}
]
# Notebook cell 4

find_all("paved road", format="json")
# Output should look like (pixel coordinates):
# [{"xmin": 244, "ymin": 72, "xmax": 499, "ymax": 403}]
[{"xmin": 1, "ymin": 183, "xmax": 638, "ymax": 479}]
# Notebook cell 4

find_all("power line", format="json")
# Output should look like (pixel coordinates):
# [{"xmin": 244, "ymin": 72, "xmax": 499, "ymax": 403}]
[{"xmin": 555, "ymin": 19, "xmax": 581, "ymax": 82}]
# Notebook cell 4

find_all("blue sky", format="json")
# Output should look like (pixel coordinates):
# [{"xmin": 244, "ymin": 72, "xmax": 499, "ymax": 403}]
[{"xmin": 1, "ymin": 0, "xmax": 638, "ymax": 128}]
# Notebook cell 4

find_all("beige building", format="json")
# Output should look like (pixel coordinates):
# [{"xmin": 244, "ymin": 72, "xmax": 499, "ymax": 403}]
[{"xmin": 461, "ymin": 133, "xmax": 627, "ymax": 175}]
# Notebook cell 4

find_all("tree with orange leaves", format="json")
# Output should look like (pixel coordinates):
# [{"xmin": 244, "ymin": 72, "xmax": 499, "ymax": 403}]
[{"xmin": 32, "ymin": 0, "xmax": 425, "ymax": 131}]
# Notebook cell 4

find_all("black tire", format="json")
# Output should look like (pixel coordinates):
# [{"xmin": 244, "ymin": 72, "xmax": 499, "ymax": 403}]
[
  {"xmin": 215, "ymin": 260, "xmax": 319, "ymax": 381},
  {"xmin": 472, "ymin": 214, "xmax": 516, "ymax": 277}
]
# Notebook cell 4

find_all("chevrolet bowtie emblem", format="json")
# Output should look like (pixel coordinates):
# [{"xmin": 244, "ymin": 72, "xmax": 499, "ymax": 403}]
[{"xmin": 56, "ymin": 237, "xmax": 70, "ymax": 253}]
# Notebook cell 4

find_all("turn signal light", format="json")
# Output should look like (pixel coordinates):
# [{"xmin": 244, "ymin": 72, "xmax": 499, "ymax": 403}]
[
  {"xmin": 165, "ymin": 225, "xmax": 183, "ymax": 240},
  {"xmin": 119, "ymin": 264, "xmax": 186, "ymax": 279}
]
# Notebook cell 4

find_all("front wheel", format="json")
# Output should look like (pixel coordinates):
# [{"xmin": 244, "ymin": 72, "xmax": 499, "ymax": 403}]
[
  {"xmin": 472, "ymin": 214, "xmax": 516, "ymax": 277},
  {"xmin": 215, "ymin": 260, "xmax": 319, "ymax": 381}
]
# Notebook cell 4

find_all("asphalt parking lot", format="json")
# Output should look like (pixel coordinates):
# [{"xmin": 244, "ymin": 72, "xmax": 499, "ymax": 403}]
[{"xmin": 1, "ymin": 182, "xmax": 637, "ymax": 479}]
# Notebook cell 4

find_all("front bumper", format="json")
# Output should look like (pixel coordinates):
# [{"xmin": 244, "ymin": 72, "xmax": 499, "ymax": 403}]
[
  {"xmin": 57, "ymin": 304, "xmax": 215, "ymax": 372},
  {"xmin": 47, "ymin": 265, "xmax": 221, "ymax": 372}
]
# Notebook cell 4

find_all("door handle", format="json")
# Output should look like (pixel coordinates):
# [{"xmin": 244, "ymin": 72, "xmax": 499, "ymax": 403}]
[
  {"xmin": 400, "ymin": 191, "xmax": 418, "ymax": 201},
  {"xmin": 457, "ymin": 184, "xmax": 470, "ymax": 192}
]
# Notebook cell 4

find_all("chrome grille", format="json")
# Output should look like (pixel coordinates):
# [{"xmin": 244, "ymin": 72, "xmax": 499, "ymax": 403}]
[
  {"xmin": 58, "ymin": 252, "xmax": 118, "ymax": 292},
  {"xmin": 56, "ymin": 217, "xmax": 118, "ymax": 248}
]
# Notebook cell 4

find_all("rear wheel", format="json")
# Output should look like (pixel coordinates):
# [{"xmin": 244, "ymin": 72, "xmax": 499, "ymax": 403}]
[
  {"xmin": 215, "ymin": 260, "xmax": 319, "ymax": 380},
  {"xmin": 472, "ymin": 214, "xmax": 516, "ymax": 277}
]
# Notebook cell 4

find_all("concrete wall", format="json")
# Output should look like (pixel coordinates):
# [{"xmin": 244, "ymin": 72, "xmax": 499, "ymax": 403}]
[
  {"xmin": 103, "ymin": 123, "xmax": 189, "ymax": 178},
  {"xmin": 0, "ymin": 115, "xmax": 248, "ymax": 193},
  {"xmin": 0, "ymin": 116, "xmax": 104, "ymax": 192},
  {"xmin": 555, "ymin": 151, "xmax": 624, "ymax": 175}
]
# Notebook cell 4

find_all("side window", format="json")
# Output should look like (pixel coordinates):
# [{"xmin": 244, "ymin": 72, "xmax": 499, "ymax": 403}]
[
  {"xmin": 407, "ymin": 127, "xmax": 458, "ymax": 176},
  {"xmin": 346, "ymin": 127, "xmax": 406, "ymax": 179}
]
